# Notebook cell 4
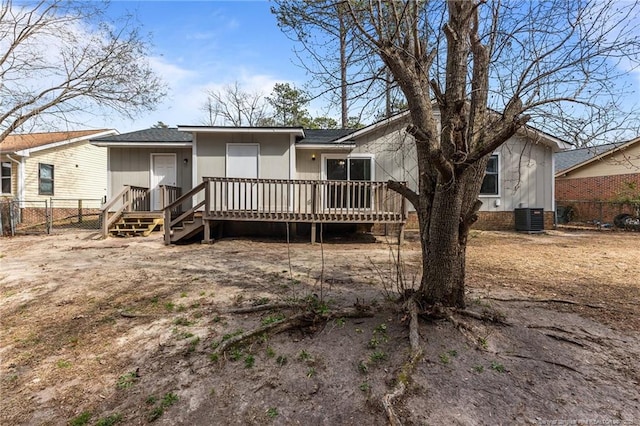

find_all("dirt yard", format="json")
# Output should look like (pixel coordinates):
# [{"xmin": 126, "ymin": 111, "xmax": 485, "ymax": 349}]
[{"xmin": 1, "ymin": 229, "xmax": 639, "ymax": 425}]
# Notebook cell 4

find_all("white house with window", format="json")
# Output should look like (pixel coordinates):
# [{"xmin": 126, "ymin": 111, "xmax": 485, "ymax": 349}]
[{"xmin": 0, "ymin": 130, "xmax": 116, "ymax": 202}]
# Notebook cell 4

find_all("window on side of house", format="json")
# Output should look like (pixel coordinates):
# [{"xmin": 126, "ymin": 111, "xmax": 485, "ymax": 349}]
[
  {"xmin": 39, "ymin": 163, "xmax": 54, "ymax": 195},
  {"xmin": 480, "ymin": 155, "xmax": 499, "ymax": 195},
  {"xmin": 1, "ymin": 161, "xmax": 11, "ymax": 194}
]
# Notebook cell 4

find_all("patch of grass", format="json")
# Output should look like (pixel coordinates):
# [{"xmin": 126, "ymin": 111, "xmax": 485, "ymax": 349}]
[
  {"xmin": 229, "ymin": 348, "xmax": 243, "ymax": 361},
  {"xmin": 265, "ymin": 347, "xmax": 276, "ymax": 358},
  {"xmin": 439, "ymin": 353, "xmax": 450, "ymax": 364},
  {"xmin": 266, "ymin": 407, "xmax": 278, "ymax": 418},
  {"xmin": 95, "ymin": 413, "xmax": 122, "ymax": 426},
  {"xmin": 176, "ymin": 304, "xmax": 186, "ymax": 312},
  {"xmin": 116, "ymin": 371, "xmax": 138, "ymax": 390},
  {"xmin": 370, "ymin": 351, "xmax": 387, "ymax": 362},
  {"xmin": 276, "ymin": 355, "xmax": 287, "ymax": 366},
  {"xmin": 334, "ymin": 317, "xmax": 346, "ymax": 327},
  {"xmin": 473, "ymin": 365, "xmax": 484, "ymax": 373},
  {"xmin": 147, "ymin": 392, "xmax": 178, "ymax": 423},
  {"xmin": 244, "ymin": 354, "xmax": 255, "ymax": 368},
  {"xmin": 56, "ymin": 359, "xmax": 71, "ymax": 369},
  {"xmin": 261, "ymin": 314, "xmax": 285, "ymax": 326},
  {"xmin": 180, "ymin": 292, "xmax": 187, "ymax": 298},
  {"xmin": 69, "ymin": 411, "xmax": 92, "ymax": 426},
  {"xmin": 297, "ymin": 350, "xmax": 312, "ymax": 362},
  {"xmin": 174, "ymin": 317, "xmax": 193, "ymax": 326},
  {"xmin": 186, "ymin": 336, "xmax": 200, "ymax": 354},
  {"xmin": 478, "ymin": 337, "xmax": 488, "ymax": 349},
  {"xmin": 491, "ymin": 361, "xmax": 506, "ymax": 373},
  {"xmin": 164, "ymin": 302, "xmax": 175, "ymax": 312},
  {"xmin": 209, "ymin": 353, "xmax": 219, "ymax": 363},
  {"xmin": 306, "ymin": 367, "xmax": 316, "ymax": 378},
  {"xmin": 357, "ymin": 360, "xmax": 369, "ymax": 374},
  {"xmin": 359, "ymin": 382, "xmax": 370, "ymax": 392},
  {"xmin": 145, "ymin": 395, "xmax": 157, "ymax": 405}
]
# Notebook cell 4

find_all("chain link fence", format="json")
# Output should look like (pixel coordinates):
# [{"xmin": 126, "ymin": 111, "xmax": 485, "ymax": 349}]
[{"xmin": 0, "ymin": 198, "xmax": 104, "ymax": 236}]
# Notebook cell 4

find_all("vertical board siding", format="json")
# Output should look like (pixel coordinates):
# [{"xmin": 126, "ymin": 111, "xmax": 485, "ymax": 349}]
[{"xmin": 109, "ymin": 147, "xmax": 192, "ymax": 199}]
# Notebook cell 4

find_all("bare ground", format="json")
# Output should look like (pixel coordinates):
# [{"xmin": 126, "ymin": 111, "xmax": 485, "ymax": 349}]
[{"xmin": 0, "ymin": 229, "xmax": 639, "ymax": 425}]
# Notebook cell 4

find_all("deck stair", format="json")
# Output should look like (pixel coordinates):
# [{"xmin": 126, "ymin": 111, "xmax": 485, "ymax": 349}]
[
  {"xmin": 169, "ymin": 212, "xmax": 204, "ymax": 243},
  {"xmin": 109, "ymin": 212, "xmax": 163, "ymax": 237}
]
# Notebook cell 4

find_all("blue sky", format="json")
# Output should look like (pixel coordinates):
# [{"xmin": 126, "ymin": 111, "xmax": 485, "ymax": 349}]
[{"xmin": 101, "ymin": 1, "xmax": 308, "ymax": 132}]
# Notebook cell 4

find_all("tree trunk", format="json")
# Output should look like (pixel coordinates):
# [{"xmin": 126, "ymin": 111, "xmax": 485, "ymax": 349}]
[{"xmin": 417, "ymin": 159, "xmax": 489, "ymax": 309}]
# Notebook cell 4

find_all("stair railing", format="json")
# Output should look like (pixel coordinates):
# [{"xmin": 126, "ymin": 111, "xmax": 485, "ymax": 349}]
[
  {"xmin": 100, "ymin": 185, "xmax": 150, "ymax": 237},
  {"xmin": 163, "ymin": 181, "xmax": 207, "ymax": 244}
]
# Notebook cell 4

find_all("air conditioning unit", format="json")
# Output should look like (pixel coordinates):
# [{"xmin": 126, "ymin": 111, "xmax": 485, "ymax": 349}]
[{"xmin": 514, "ymin": 208, "xmax": 544, "ymax": 232}]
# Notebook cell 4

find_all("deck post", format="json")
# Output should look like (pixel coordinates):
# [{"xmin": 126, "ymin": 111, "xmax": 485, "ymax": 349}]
[
  {"xmin": 164, "ymin": 206, "xmax": 171, "ymax": 245},
  {"xmin": 202, "ymin": 219, "xmax": 211, "ymax": 244},
  {"xmin": 311, "ymin": 222, "xmax": 316, "ymax": 244}
]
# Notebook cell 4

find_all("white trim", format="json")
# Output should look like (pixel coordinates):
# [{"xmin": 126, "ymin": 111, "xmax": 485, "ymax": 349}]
[
  {"xmin": 296, "ymin": 144, "xmax": 357, "ymax": 150},
  {"xmin": 551, "ymin": 153, "xmax": 556, "ymax": 224},
  {"xmin": 180, "ymin": 126, "xmax": 305, "ymax": 137},
  {"xmin": 320, "ymin": 153, "xmax": 375, "ymax": 181},
  {"xmin": 192, "ymin": 133, "xmax": 198, "ymax": 188},
  {"xmin": 15, "ymin": 129, "xmax": 118, "ymax": 155},
  {"xmin": 0, "ymin": 158, "xmax": 13, "ymax": 196},
  {"xmin": 225, "ymin": 143, "xmax": 260, "ymax": 178},
  {"xmin": 478, "ymin": 153, "xmax": 500, "ymax": 198},
  {"xmin": 106, "ymin": 147, "xmax": 111, "ymax": 201},
  {"xmin": 150, "ymin": 153, "xmax": 177, "ymax": 211}
]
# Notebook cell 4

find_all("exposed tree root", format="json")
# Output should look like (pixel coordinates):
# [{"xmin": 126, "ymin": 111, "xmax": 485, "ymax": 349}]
[
  {"xmin": 211, "ymin": 305, "xmax": 373, "ymax": 357},
  {"xmin": 382, "ymin": 298, "xmax": 423, "ymax": 426},
  {"xmin": 502, "ymin": 353, "xmax": 582, "ymax": 374},
  {"xmin": 456, "ymin": 308, "xmax": 511, "ymax": 325},
  {"xmin": 485, "ymin": 297, "xmax": 604, "ymax": 309}
]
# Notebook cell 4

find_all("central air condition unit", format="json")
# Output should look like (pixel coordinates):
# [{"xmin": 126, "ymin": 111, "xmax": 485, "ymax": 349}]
[{"xmin": 514, "ymin": 208, "xmax": 544, "ymax": 232}]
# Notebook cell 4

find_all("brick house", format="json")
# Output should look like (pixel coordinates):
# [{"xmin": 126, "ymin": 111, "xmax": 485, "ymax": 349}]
[{"xmin": 555, "ymin": 137, "xmax": 640, "ymax": 222}]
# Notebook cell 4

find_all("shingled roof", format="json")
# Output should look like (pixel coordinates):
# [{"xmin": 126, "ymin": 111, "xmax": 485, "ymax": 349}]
[
  {"xmin": 91, "ymin": 128, "xmax": 192, "ymax": 144},
  {"xmin": 555, "ymin": 142, "xmax": 625, "ymax": 173},
  {"xmin": 297, "ymin": 129, "xmax": 356, "ymax": 144},
  {"xmin": 1, "ymin": 130, "xmax": 113, "ymax": 153}
]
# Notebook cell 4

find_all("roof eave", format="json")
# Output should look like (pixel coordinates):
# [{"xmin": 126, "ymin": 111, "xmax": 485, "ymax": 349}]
[{"xmin": 178, "ymin": 126, "xmax": 305, "ymax": 137}]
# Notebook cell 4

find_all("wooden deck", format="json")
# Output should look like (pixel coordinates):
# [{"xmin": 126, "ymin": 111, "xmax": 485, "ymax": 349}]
[
  {"xmin": 101, "ymin": 178, "xmax": 407, "ymax": 243},
  {"xmin": 164, "ymin": 177, "xmax": 407, "ymax": 244}
]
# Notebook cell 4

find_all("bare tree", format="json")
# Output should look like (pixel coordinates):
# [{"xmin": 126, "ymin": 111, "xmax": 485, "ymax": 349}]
[
  {"xmin": 0, "ymin": 0, "xmax": 165, "ymax": 143},
  {"xmin": 201, "ymin": 82, "xmax": 269, "ymax": 126},
  {"xmin": 272, "ymin": 0, "xmax": 640, "ymax": 308}
]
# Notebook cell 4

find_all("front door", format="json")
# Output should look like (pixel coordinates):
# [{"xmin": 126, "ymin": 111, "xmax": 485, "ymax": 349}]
[
  {"xmin": 150, "ymin": 154, "xmax": 177, "ymax": 211},
  {"xmin": 226, "ymin": 144, "xmax": 259, "ymax": 210}
]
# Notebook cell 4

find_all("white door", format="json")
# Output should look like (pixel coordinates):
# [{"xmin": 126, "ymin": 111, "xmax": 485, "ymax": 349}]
[
  {"xmin": 226, "ymin": 144, "xmax": 258, "ymax": 210},
  {"xmin": 151, "ymin": 154, "xmax": 177, "ymax": 211}
]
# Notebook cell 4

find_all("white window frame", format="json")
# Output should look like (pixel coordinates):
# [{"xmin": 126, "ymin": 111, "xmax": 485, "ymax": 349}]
[
  {"xmin": 479, "ymin": 153, "xmax": 500, "ymax": 197},
  {"xmin": 38, "ymin": 163, "xmax": 54, "ymax": 196},
  {"xmin": 1, "ymin": 161, "xmax": 11, "ymax": 195},
  {"xmin": 320, "ymin": 153, "xmax": 375, "ymax": 181}
]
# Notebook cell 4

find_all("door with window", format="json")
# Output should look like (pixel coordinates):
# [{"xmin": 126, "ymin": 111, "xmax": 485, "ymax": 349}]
[
  {"xmin": 151, "ymin": 154, "xmax": 177, "ymax": 211},
  {"xmin": 226, "ymin": 144, "xmax": 259, "ymax": 210},
  {"xmin": 323, "ymin": 155, "xmax": 373, "ymax": 209}
]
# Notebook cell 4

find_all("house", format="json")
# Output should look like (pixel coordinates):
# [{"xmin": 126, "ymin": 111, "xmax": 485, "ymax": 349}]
[
  {"xmin": 1, "ymin": 129, "xmax": 117, "ymax": 202},
  {"xmin": 91, "ymin": 112, "xmax": 568, "ymax": 242},
  {"xmin": 555, "ymin": 137, "xmax": 640, "ymax": 222}
]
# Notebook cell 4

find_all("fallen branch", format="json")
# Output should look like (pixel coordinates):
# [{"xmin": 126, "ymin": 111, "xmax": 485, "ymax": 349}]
[
  {"xmin": 224, "ymin": 302, "xmax": 304, "ymax": 314},
  {"xmin": 211, "ymin": 305, "xmax": 373, "ymax": 356}
]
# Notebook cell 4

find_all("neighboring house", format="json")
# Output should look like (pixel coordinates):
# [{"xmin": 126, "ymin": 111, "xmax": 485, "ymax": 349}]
[
  {"xmin": 555, "ymin": 137, "xmax": 640, "ymax": 201},
  {"xmin": 0, "ymin": 129, "xmax": 117, "ymax": 202},
  {"xmin": 92, "ymin": 112, "xmax": 568, "ymax": 242},
  {"xmin": 555, "ymin": 137, "xmax": 640, "ymax": 222}
]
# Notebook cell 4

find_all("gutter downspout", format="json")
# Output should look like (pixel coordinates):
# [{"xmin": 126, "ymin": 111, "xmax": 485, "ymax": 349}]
[{"xmin": 5, "ymin": 154, "xmax": 24, "ymax": 200}]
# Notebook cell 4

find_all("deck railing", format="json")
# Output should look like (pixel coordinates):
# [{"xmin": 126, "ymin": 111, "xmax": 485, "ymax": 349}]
[
  {"xmin": 100, "ymin": 185, "xmax": 150, "ymax": 237},
  {"xmin": 160, "ymin": 185, "xmax": 183, "ymax": 216}
]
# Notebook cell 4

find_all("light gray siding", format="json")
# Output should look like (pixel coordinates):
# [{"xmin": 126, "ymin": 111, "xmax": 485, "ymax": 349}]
[
  {"xmin": 195, "ymin": 132, "xmax": 291, "ymax": 182},
  {"xmin": 108, "ymin": 147, "xmax": 192, "ymax": 198}
]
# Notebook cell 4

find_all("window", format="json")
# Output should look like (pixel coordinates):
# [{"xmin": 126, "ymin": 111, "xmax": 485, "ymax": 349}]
[
  {"xmin": 1, "ymin": 161, "xmax": 11, "ymax": 194},
  {"xmin": 324, "ymin": 155, "xmax": 374, "ymax": 209},
  {"xmin": 39, "ymin": 163, "xmax": 54, "ymax": 195},
  {"xmin": 480, "ymin": 155, "xmax": 499, "ymax": 195}
]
